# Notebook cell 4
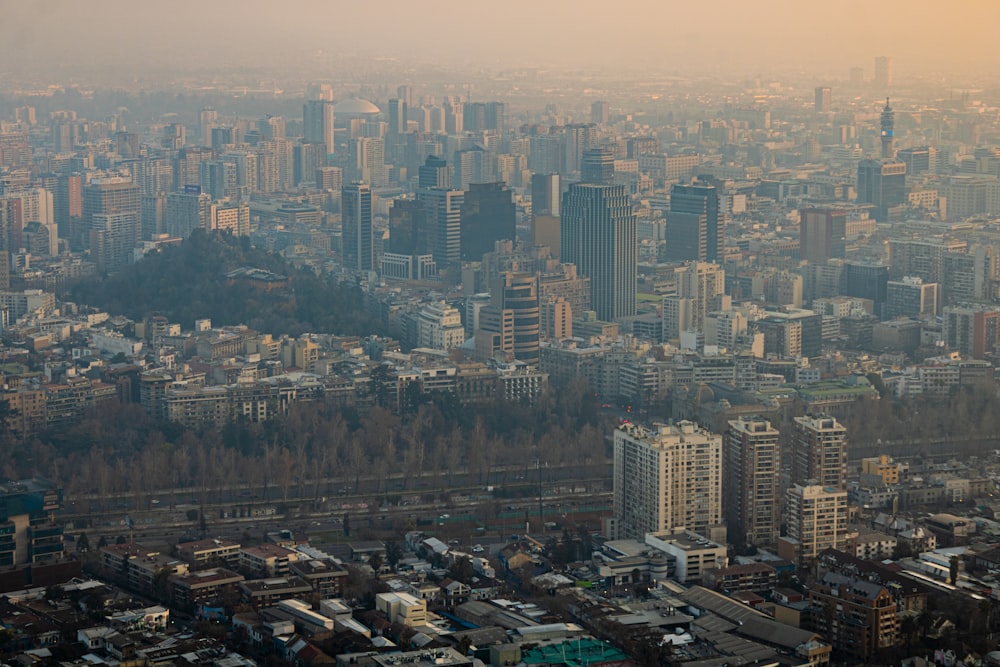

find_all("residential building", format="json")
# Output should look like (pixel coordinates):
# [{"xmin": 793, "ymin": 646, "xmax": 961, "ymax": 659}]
[
  {"xmin": 724, "ymin": 416, "xmax": 781, "ymax": 548},
  {"xmin": 791, "ymin": 414, "xmax": 848, "ymax": 490},
  {"xmin": 782, "ymin": 484, "xmax": 849, "ymax": 567},
  {"xmin": 612, "ymin": 421, "xmax": 723, "ymax": 541}
]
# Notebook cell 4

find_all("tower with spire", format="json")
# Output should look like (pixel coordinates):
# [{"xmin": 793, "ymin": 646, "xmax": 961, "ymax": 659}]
[{"xmin": 880, "ymin": 97, "xmax": 895, "ymax": 159}]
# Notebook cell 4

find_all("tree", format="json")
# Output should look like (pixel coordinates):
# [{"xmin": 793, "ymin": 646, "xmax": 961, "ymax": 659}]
[
  {"xmin": 97, "ymin": 535, "xmax": 108, "ymax": 549},
  {"xmin": 385, "ymin": 540, "xmax": 403, "ymax": 572},
  {"xmin": 949, "ymin": 555, "xmax": 960, "ymax": 585},
  {"xmin": 77, "ymin": 532, "xmax": 90, "ymax": 553},
  {"xmin": 449, "ymin": 556, "xmax": 474, "ymax": 584},
  {"xmin": 368, "ymin": 553, "xmax": 384, "ymax": 581},
  {"xmin": 115, "ymin": 535, "xmax": 127, "ymax": 545},
  {"xmin": 343, "ymin": 514, "xmax": 351, "ymax": 537}
]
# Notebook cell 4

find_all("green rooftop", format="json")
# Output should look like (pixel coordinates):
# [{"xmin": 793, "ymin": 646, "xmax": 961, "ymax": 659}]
[{"xmin": 521, "ymin": 639, "xmax": 627, "ymax": 667}]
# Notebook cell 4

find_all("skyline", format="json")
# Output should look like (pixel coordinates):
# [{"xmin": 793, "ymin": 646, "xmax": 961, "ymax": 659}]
[{"xmin": 2, "ymin": 0, "xmax": 1000, "ymax": 82}]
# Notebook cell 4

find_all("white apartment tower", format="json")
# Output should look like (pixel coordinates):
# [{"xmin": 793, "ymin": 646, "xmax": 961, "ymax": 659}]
[{"xmin": 613, "ymin": 421, "xmax": 723, "ymax": 541}]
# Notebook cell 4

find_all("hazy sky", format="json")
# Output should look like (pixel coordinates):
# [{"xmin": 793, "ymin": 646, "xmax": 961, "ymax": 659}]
[{"xmin": 2, "ymin": 0, "xmax": 998, "ymax": 79}]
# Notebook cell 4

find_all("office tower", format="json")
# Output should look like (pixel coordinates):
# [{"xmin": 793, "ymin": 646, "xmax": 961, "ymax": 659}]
[
  {"xmin": 199, "ymin": 108, "xmax": 218, "ymax": 146},
  {"xmin": 396, "ymin": 85, "xmax": 414, "ymax": 108},
  {"xmin": 800, "ymin": 207, "xmax": 847, "ymax": 263},
  {"xmin": 581, "ymin": 147, "xmax": 614, "ymax": 185},
  {"xmin": 531, "ymin": 173, "xmax": 560, "ymax": 217},
  {"xmin": 199, "ymin": 161, "xmax": 238, "ymax": 200},
  {"xmin": 880, "ymin": 98, "xmax": 895, "ymax": 159},
  {"xmin": 342, "ymin": 183, "xmax": 374, "ymax": 272},
  {"xmin": 874, "ymin": 56, "xmax": 892, "ymax": 88},
  {"xmin": 210, "ymin": 126, "xmax": 237, "ymax": 150},
  {"xmin": 562, "ymin": 123, "xmax": 598, "ymax": 175},
  {"xmin": 664, "ymin": 211, "xmax": 708, "ymax": 262},
  {"xmin": 857, "ymin": 158, "xmax": 906, "ymax": 222},
  {"xmin": 753, "ymin": 309, "xmax": 823, "ymax": 358},
  {"xmin": 791, "ymin": 414, "xmax": 848, "ymax": 490},
  {"xmin": 669, "ymin": 181, "xmax": 722, "ymax": 262},
  {"xmin": 460, "ymin": 182, "xmax": 515, "ymax": 261},
  {"xmin": 814, "ymin": 86, "xmax": 831, "ymax": 112},
  {"xmin": 897, "ymin": 146, "xmax": 936, "ymax": 175},
  {"xmin": 477, "ymin": 272, "xmax": 540, "ymax": 363},
  {"xmin": 849, "ymin": 66, "xmax": 864, "ymax": 87},
  {"xmin": 462, "ymin": 102, "xmax": 506, "ymax": 133},
  {"xmin": 724, "ymin": 416, "xmax": 781, "ymax": 548},
  {"xmin": 420, "ymin": 188, "xmax": 464, "ymax": 269},
  {"xmin": 590, "ymin": 100, "xmax": 610, "ymax": 125},
  {"xmin": 784, "ymin": 484, "xmax": 849, "ymax": 566},
  {"xmin": 387, "ymin": 198, "xmax": 423, "ymax": 255},
  {"xmin": 842, "ymin": 262, "xmax": 889, "ymax": 315},
  {"xmin": 886, "ymin": 277, "xmax": 939, "ymax": 320},
  {"xmin": 303, "ymin": 99, "xmax": 336, "ymax": 157},
  {"xmin": 166, "ymin": 190, "xmax": 212, "ymax": 238},
  {"xmin": 943, "ymin": 305, "xmax": 1000, "ymax": 359},
  {"xmin": 386, "ymin": 98, "xmax": 407, "ymax": 137},
  {"xmin": 418, "ymin": 155, "xmax": 450, "ymax": 190},
  {"xmin": 561, "ymin": 176, "xmax": 636, "ymax": 321},
  {"xmin": 293, "ymin": 142, "xmax": 326, "ymax": 186},
  {"xmin": 612, "ymin": 421, "xmax": 723, "ymax": 540},
  {"xmin": 887, "ymin": 238, "xmax": 965, "ymax": 282},
  {"xmin": 90, "ymin": 212, "xmax": 139, "ymax": 273},
  {"xmin": 82, "ymin": 177, "xmax": 140, "ymax": 250}
]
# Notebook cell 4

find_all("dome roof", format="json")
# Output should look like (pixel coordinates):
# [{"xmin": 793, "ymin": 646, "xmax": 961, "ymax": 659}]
[{"xmin": 334, "ymin": 98, "xmax": 381, "ymax": 115}]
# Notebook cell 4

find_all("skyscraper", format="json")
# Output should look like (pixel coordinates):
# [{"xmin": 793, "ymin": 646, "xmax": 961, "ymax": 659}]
[
  {"xmin": 342, "ymin": 183, "xmax": 373, "ymax": 272},
  {"xmin": 800, "ymin": 207, "xmax": 847, "ymax": 263},
  {"xmin": 669, "ymin": 181, "xmax": 722, "ymax": 262},
  {"xmin": 460, "ymin": 182, "xmax": 516, "ymax": 261},
  {"xmin": 791, "ymin": 414, "xmax": 848, "ymax": 490},
  {"xmin": 420, "ymin": 188, "xmax": 464, "ymax": 270},
  {"xmin": 784, "ymin": 484, "xmax": 849, "ymax": 567},
  {"xmin": 724, "ymin": 416, "xmax": 781, "ymax": 548},
  {"xmin": 561, "ymin": 155, "xmax": 636, "ymax": 321},
  {"xmin": 303, "ymin": 100, "xmax": 336, "ymax": 157},
  {"xmin": 580, "ymin": 147, "xmax": 614, "ymax": 185},
  {"xmin": 478, "ymin": 272, "xmax": 540, "ymax": 363},
  {"xmin": 418, "ymin": 155, "xmax": 450, "ymax": 190},
  {"xmin": 590, "ymin": 100, "xmax": 610, "ymax": 125},
  {"xmin": 612, "ymin": 421, "xmax": 723, "ymax": 540},
  {"xmin": 82, "ymin": 177, "xmax": 140, "ymax": 251},
  {"xmin": 857, "ymin": 159, "xmax": 906, "ymax": 222},
  {"xmin": 530, "ymin": 173, "xmax": 560, "ymax": 217},
  {"xmin": 814, "ymin": 86, "xmax": 831, "ymax": 113}
]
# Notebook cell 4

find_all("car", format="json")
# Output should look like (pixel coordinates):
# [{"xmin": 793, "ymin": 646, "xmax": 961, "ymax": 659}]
[
  {"xmin": 439, "ymin": 513, "xmax": 450, "ymax": 519},
  {"xmin": 472, "ymin": 545, "xmax": 485, "ymax": 553},
  {"xmin": 150, "ymin": 499, "xmax": 160, "ymax": 505}
]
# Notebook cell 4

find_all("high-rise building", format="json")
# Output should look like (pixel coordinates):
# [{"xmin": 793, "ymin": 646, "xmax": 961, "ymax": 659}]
[
  {"xmin": 199, "ymin": 161, "xmax": 238, "ymax": 200},
  {"xmin": 842, "ymin": 262, "xmax": 889, "ymax": 316},
  {"xmin": 90, "ymin": 211, "xmax": 139, "ymax": 273},
  {"xmin": 82, "ymin": 177, "xmax": 140, "ymax": 251},
  {"xmin": 386, "ymin": 98, "xmax": 407, "ymax": 137},
  {"xmin": 303, "ymin": 100, "xmax": 336, "ymax": 157},
  {"xmin": 857, "ymin": 159, "xmax": 906, "ymax": 222},
  {"xmin": 166, "ymin": 189, "xmax": 212, "ymax": 238},
  {"xmin": 669, "ymin": 181, "xmax": 722, "ymax": 262},
  {"xmin": 613, "ymin": 421, "xmax": 723, "ymax": 541},
  {"xmin": 420, "ymin": 188, "xmax": 464, "ymax": 270},
  {"xmin": 663, "ymin": 261, "xmax": 728, "ymax": 339},
  {"xmin": 943, "ymin": 305, "xmax": 1000, "ymax": 359},
  {"xmin": 477, "ymin": 272, "xmax": 541, "ymax": 363},
  {"xmin": 874, "ymin": 56, "xmax": 892, "ymax": 88},
  {"xmin": 724, "ymin": 416, "xmax": 781, "ymax": 548},
  {"xmin": 460, "ymin": 182, "xmax": 515, "ymax": 261},
  {"xmin": 531, "ymin": 173, "xmax": 560, "ymax": 217},
  {"xmin": 897, "ymin": 147, "xmax": 937, "ymax": 175},
  {"xmin": 886, "ymin": 277, "xmax": 939, "ymax": 320},
  {"xmin": 800, "ymin": 207, "xmax": 846, "ymax": 263},
  {"xmin": 342, "ymin": 183, "xmax": 374, "ymax": 272},
  {"xmin": 561, "ymin": 176, "xmax": 636, "ymax": 321},
  {"xmin": 791, "ymin": 414, "xmax": 848, "ymax": 490},
  {"xmin": 418, "ymin": 155, "xmax": 450, "ymax": 190},
  {"xmin": 814, "ymin": 87, "xmax": 831, "ymax": 113},
  {"xmin": 347, "ymin": 137, "xmax": 386, "ymax": 187},
  {"xmin": 293, "ymin": 142, "xmax": 326, "ymax": 186},
  {"xmin": 784, "ymin": 484, "xmax": 849, "ymax": 567},
  {"xmin": 590, "ymin": 100, "xmax": 610, "ymax": 125},
  {"xmin": 199, "ymin": 108, "xmax": 218, "ymax": 147},
  {"xmin": 580, "ymin": 147, "xmax": 614, "ymax": 185}
]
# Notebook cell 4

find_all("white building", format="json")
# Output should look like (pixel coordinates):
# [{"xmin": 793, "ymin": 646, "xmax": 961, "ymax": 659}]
[{"xmin": 416, "ymin": 301, "xmax": 466, "ymax": 352}]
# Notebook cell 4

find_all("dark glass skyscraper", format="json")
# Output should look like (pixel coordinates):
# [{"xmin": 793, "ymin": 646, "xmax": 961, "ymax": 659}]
[
  {"xmin": 669, "ymin": 181, "xmax": 722, "ymax": 262},
  {"xmin": 342, "ymin": 183, "xmax": 373, "ymax": 271},
  {"xmin": 561, "ymin": 177, "xmax": 636, "ymax": 321},
  {"xmin": 460, "ymin": 182, "xmax": 515, "ymax": 261}
]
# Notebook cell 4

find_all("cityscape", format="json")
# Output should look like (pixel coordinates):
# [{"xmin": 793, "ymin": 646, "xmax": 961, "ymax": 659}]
[{"xmin": 3, "ymin": 2, "xmax": 1000, "ymax": 666}]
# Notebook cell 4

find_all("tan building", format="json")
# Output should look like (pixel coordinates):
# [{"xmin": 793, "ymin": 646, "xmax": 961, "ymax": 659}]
[
  {"xmin": 782, "ymin": 484, "xmax": 849, "ymax": 566},
  {"xmin": 725, "ymin": 416, "xmax": 781, "ymax": 548}
]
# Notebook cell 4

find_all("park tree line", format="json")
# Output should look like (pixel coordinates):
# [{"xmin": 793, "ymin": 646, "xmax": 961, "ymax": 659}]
[{"xmin": 1, "ymin": 378, "xmax": 610, "ymax": 505}]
